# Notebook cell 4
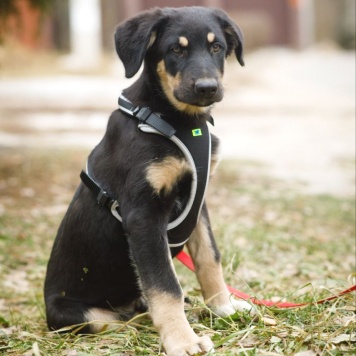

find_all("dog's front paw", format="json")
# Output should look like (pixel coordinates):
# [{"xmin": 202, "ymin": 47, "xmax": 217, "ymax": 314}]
[
  {"xmin": 163, "ymin": 333, "xmax": 214, "ymax": 356},
  {"xmin": 211, "ymin": 298, "xmax": 256, "ymax": 318}
]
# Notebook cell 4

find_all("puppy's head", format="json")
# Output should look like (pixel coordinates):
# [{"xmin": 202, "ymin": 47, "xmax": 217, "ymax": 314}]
[{"xmin": 115, "ymin": 7, "xmax": 244, "ymax": 115}]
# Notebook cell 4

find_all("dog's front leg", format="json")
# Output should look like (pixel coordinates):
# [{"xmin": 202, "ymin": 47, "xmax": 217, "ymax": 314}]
[
  {"xmin": 123, "ymin": 207, "xmax": 213, "ymax": 356},
  {"xmin": 187, "ymin": 203, "xmax": 255, "ymax": 317}
]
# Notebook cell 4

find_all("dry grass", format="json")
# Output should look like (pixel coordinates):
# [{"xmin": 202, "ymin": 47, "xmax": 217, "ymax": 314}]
[{"xmin": 0, "ymin": 148, "xmax": 355, "ymax": 355}]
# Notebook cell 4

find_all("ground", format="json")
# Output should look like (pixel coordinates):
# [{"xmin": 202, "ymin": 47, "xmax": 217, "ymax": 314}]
[{"xmin": 0, "ymin": 45, "xmax": 355, "ymax": 355}]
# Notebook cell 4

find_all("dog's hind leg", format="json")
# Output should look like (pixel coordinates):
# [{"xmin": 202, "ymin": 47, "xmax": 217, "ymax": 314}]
[
  {"xmin": 45, "ymin": 295, "xmax": 94, "ymax": 333},
  {"xmin": 83, "ymin": 307, "xmax": 120, "ymax": 333},
  {"xmin": 45, "ymin": 295, "xmax": 148, "ymax": 333},
  {"xmin": 187, "ymin": 203, "xmax": 256, "ymax": 317}
]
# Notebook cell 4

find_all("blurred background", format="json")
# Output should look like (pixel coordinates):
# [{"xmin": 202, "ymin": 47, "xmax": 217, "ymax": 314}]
[
  {"xmin": 1, "ymin": 0, "xmax": 355, "ymax": 52},
  {"xmin": 0, "ymin": 0, "xmax": 355, "ymax": 196}
]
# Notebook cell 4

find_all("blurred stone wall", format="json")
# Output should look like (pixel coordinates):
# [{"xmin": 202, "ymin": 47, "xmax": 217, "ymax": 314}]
[{"xmin": 1, "ymin": 0, "xmax": 354, "ymax": 51}]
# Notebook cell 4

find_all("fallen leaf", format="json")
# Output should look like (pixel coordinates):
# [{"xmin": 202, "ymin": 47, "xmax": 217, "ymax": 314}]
[
  {"xmin": 270, "ymin": 336, "xmax": 281, "ymax": 343},
  {"xmin": 240, "ymin": 335, "xmax": 260, "ymax": 347},
  {"xmin": 0, "ymin": 326, "xmax": 18, "ymax": 335},
  {"xmin": 294, "ymin": 351, "xmax": 316, "ymax": 356},
  {"xmin": 335, "ymin": 315, "xmax": 355, "ymax": 327},
  {"xmin": 277, "ymin": 331, "xmax": 289, "ymax": 338},
  {"xmin": 330, "ymin": 333, "xmax": 356, "ymax": 344},
  {"xmin": 66, "ymin": 350, "xmax": 78, "ymax": 356},
  {"xmin": 263, "ymin": 316, "xmax": 277, "ymax": 326},
  {"xmin": 340, "ymin": 305, "xmax": 356, "ymax": 312}
]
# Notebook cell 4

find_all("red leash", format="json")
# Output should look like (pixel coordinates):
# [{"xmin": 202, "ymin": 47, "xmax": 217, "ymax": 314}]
[{"xmin": 176, "ymin": 251, "xmax": 356, "ymax": 308}]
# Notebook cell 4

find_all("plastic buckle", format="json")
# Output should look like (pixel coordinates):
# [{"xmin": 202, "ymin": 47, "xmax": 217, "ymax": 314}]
[
  {"xmin": 135, "ymin": 107, "xmax": 152, "ymax": 122},
  {"xmin": 132, "ymin": 106, "xmax": 141, "ymax": 116},
  {"xmin": 96, "ymin": 189, "xmax": 110, "ymax": 206}
]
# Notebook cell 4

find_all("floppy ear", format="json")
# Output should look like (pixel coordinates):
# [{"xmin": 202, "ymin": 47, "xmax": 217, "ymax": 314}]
[
  {"xmin": 114, "ymin": 8, "xmax": 165, "ymax": 78},
  {"xmin": 214, "ymin": 10, "xmax": 245, "ymax": 66}
]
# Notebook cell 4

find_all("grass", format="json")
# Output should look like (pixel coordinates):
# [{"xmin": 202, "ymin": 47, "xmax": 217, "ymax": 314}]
[{"xmin": 0, "ymin": 148, "xmax": 355, "ymax": 355}]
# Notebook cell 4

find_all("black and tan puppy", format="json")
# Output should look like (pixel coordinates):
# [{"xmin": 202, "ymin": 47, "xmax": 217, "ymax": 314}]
[{"xmin": 44, "ymin": 7, "xmax": 254, "ymax": 355}]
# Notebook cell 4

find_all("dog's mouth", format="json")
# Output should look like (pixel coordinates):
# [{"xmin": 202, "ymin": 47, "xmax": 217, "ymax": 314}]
[
  {"xmin": 157, "ymin": 61, "xmax": 224, "ymax": 115},
  {"xmin": 175, "ymin": 93, "xmax": 223, "ymax": 108},
  {"xmin": 173, "ymin": 80, "xmax": 224, "ymax": 111},
  {"xmin": 168, "ymin": 89, "xmax": 223, "ymax": 115},
  {"xmin": 175, "ymin": 76, "xmax": 225, "ymax": 110}
]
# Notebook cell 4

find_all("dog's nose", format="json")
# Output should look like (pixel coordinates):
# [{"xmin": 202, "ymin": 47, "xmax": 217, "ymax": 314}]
[{"xmin": 195, "ymin": 79, "xmax": 218, "ymax": 99}]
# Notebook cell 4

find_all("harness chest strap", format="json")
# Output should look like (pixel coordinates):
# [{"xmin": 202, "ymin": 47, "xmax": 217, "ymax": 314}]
[
  {"xmin": 80, "ymin": 169, "xmax": 122, "ymax": 222},
  {"xmin": 80, "ymin": 95, "xmax": 212, "ymax": 249}
]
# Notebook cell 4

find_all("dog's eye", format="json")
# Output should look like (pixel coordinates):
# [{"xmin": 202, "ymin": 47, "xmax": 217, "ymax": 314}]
[
  {"xmin": 212, "ymin": 43, "xmax": 222, "ymax": 53},
  {"xmin": 171, "ymin": 44, "xmax": 183, "ymax": 54}
]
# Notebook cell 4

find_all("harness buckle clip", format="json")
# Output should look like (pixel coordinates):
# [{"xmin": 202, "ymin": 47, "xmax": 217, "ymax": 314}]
[
  {"xmin": 96, "ymin": 189, "xmax": 111, "ymax": 206},
  {"xmin": 135, "ymin": 107, "xmax": 151, "ymax": 122},
  {"xmin": 132, "ymin": 106, "xmax": 141, "ymax": 116}
]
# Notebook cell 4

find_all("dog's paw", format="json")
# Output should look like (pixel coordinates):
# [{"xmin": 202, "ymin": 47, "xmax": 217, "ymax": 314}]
[
  {"xmin": 211, "ymin": 298, "xmax": 257, "ymax": 318},
  {"xmin": 163, "ymin": 334, "xmax": 214, "ymax": 356}
]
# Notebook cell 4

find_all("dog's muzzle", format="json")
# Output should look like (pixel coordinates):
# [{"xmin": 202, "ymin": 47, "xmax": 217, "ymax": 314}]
[{"xmin": 194, "ymin": 78, "xmax": 219, "ymax": 100}]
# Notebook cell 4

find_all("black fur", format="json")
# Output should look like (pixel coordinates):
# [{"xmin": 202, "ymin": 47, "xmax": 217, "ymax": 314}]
[{"xmin": 44, "ymin": 6, "xmax": 244, "ymax": 336}]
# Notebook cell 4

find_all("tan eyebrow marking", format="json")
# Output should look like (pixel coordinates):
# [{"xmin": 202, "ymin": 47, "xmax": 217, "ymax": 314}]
[
  {"xmin": 207, "ymin": 32, "xmax": 215, "ymax": 43},
  {"xmin": 179, "ymin": 36, "xmax": 189, "ymax": 47}
]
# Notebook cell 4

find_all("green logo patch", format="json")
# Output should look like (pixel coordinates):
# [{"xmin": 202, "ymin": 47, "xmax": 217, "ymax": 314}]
[{"xmin": 192, "ymin": 128, "xmax": 202, "ymax": 137}]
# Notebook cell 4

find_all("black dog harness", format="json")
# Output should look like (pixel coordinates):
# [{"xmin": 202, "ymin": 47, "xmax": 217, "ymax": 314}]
[{"xmin": 80, "ymin": 95, "xmax": 212, "ymax": 251}]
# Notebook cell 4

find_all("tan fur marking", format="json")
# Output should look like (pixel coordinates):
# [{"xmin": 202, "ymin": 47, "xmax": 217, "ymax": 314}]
[
  {"xmin": 157, "ymin": 60, "xmax": 210, "ymax": 115},
  {"xmin": 146, "ymin": 156, "xmax": 191, "ymax": 195},
  {"xmin": 187, "ymin": 217, "xmax": 256, "ymax": 316},
  {"xmin": 147, "ymin": 31, "xmax": 157, "ymax": 48},
  {"xmin": 85, "ymin": 308, "xmax": 118, "ymax": 333},
  {"xmin": 149, "ymin": 291, "xmax": 213, "ymax": 355},
  {"xmin": 210, "ymin": 150, "xmax": 220, "ymax": 177},
  {"xmin": 149, "ymin": 291, "xmax": 185, "ymax": 331},
  {"xmin": 145, "ymin": 250, "xmax": 214, "ymax": 354},
  {"xmin": 187, "ymin": 216, "xmax": 230, "ymax": 307},
  {"xmin": 207, "ymin": 32, "xmax": 215, "ymax": 43},
  {"xmin": 225, "ymin": 26, "xmax": 236, "ymax": 37},
  {"xmin": 179, "ymin": 36, "xmax": 189, "ymax": 47}
]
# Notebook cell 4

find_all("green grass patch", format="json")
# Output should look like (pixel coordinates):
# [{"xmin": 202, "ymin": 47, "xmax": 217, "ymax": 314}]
[{"xmin": 0, "ymin": 149, "xmax": 354, "ymax": 355}]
